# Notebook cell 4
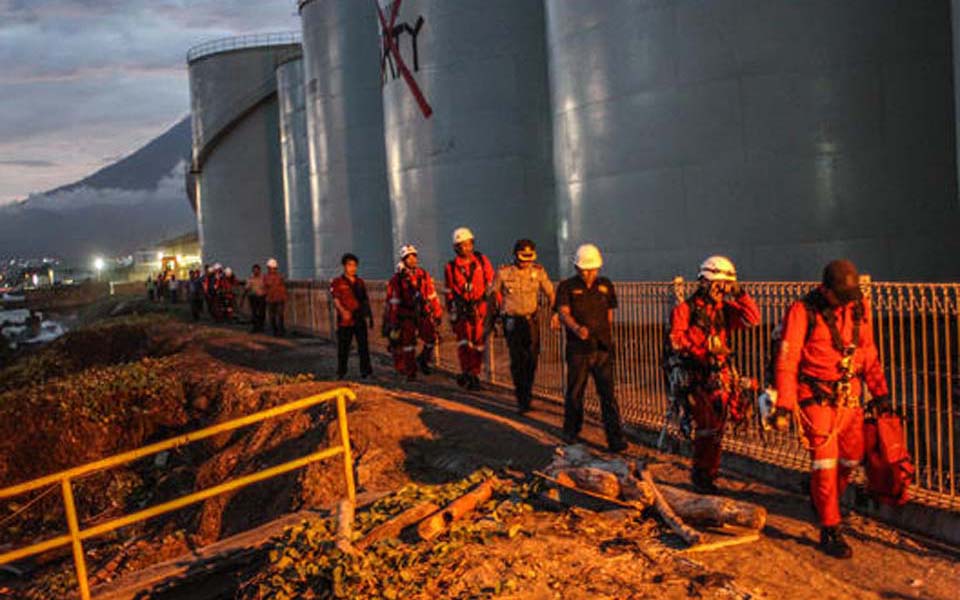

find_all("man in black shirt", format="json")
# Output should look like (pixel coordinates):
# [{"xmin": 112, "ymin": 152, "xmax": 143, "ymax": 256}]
[{"xmin": 555, "ymin": 244, "xmax": 626, "ymax": 452}]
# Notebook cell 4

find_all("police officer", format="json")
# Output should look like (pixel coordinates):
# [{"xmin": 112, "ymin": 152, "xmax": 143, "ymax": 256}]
[
  {"xmin": 555, "ymin": 244, "xmax": 626, "ymax": 452},
  {"xmin": 490, "ymin": 239, "xmax": 557, "ymax": 414}
]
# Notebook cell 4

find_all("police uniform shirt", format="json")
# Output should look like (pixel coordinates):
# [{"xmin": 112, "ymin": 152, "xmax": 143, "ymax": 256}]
[
  {"xmin": 493, "ymin": 263, "xmax": 555, "ymax": 317},
  {"xmin": 556, "ymin": 276, "xmax": 617, "ymax": 354}
]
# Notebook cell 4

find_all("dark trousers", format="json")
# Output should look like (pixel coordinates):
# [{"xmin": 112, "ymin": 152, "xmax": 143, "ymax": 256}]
[
  {"xmin": 337, "ymin": 323, "xmax": 372, "ymax": 377},
  {"xmin": 190, "ymin": 295, "xmax": 204, "ymax": 320},
  {"xmin": 268, "ymin": 301, "xmax": 285, "ymax": 336},
  {"xmin": 504, "ymin": 315, "xmax": 540, "ymax": 408},
  {"xmin": 564, "ymin": 350, "xmax": 624, "ymax": 447},
  {"xmin": 248, "ymin": 295, "xmax": 266, "ymax": 332}
]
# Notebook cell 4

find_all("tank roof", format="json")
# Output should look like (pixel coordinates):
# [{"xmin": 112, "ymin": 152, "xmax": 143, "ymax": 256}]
[{"xmin": 187, "ymin": 32, "xmax": 302, "ymax": 64}]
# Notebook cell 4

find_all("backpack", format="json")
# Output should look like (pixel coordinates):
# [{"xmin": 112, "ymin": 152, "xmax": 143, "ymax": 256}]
[{"xmin": 863, "ymin": 413, "xmax": 914, "ymax": 505}]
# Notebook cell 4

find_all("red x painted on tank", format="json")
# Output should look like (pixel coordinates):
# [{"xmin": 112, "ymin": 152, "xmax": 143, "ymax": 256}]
[{"xmin": 376, "ymin": 0, "xmax": 433, "ymax": 118}]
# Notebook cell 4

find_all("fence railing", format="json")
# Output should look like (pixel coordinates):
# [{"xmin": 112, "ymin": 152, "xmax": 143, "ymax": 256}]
[
  {"xmin": 186, "ymin": 31, "xmax": 302, "ymax": 63},
  {"xmin": 0, "ymin": 388, "xmax": 356, "ymax": 600},
  {"xmin": 270, "ymin": 278, "xmax": 960, "ymax": 511}
]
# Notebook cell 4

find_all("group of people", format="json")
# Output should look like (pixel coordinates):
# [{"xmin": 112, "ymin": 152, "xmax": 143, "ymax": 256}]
[
  {"xmin": 332, "ymin": 226, "xmax": 895, "ymax": 560},
  {"xmin": 146, "ymin": 271, "xmax": 181, "ymax": 304},
  {"xmin": 148, "ymin": 260, "xmax": 289, "ymax": 336}
]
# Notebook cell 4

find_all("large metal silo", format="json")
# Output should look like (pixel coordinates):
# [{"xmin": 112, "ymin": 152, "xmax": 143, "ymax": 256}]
[
  {"xmin": 188, "ymin": 35, "xmax": 301, "ymax": 275},
  {"xmin": 380, "ymin": 0, "xmax": 557, "ymax": 277},
  {"xmin": 277, "ymin": 55, "xmax": 315, "ymax": 280},
  {"xmin": 546, "ymin": 0, "xmax": 960, "ymax": 280},
  {"xmin": 299, "ymin": 0, "xmax": 394, "ymax": 279}
]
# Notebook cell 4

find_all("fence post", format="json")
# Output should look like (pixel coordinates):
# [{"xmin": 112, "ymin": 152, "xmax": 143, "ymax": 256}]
[
  {"xmin": 336, "ymin": 392, "xmax": 356, "ymax": 503},
  {"xmin": 61, "ymin": 478, "xmax": 91, "ymax": 600}
]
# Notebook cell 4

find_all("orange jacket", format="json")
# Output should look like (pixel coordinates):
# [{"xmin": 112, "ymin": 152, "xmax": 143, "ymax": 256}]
[
  {"xmin": 386, "ymin": 267, "xmax": 442, "ymax": 326},
  {"xmin": 669, "ymin": 291, "xmax": 760, "ymax": 364},
  {"xmin": 774, "ymin": 288, "xmax": 888, "ymax": 411},
  {"xmin": 444, "ymin": 253, "xmax": 495, "ymax": 311},
  {"xmin": 263, "ymin": 271, "xmax": 288, "ymax": 303}
]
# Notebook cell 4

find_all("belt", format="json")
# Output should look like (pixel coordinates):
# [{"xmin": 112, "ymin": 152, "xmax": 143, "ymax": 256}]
[{"xmin": 799, "ymin": 374, "xmax": 860, "ymax": 408}]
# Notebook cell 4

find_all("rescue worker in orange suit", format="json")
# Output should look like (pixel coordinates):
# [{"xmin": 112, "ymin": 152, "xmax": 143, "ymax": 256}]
[
  {"xmin": 773, "ymin": 259, "xmax": 891, "ymax": 559},
  {"xmin": 385, "ymin": 245, "xmax": 443, "ymax": 381},
  {"xmin": 444, "ymin": 227, "xmax": 496, "ymax": 391},
  {"xmin": 668, "ymin": 256, "xmax": 760, "ymax": 494},
  {"xmin": 330, "ymin": 253, "xmax": 373, "ymax": 379}
]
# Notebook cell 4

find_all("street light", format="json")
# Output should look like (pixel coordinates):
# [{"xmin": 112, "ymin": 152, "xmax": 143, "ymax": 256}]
[{"xmin": 94, "ymin": 257, "xmax": 105, "ymax": 281}]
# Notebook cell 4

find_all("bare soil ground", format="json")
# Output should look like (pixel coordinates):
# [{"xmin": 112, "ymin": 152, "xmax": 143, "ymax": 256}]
[{"xmin": 1, "ymin": 301, "xmax": 957, "ymax": 599}]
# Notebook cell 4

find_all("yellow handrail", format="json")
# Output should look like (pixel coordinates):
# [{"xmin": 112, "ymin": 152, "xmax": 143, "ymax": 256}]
[{"xmin": 0, "ymin": 387, "xmax": 357, "ymax": 600}]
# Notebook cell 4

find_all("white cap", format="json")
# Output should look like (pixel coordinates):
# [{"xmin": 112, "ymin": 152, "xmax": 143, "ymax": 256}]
[
  {"xmin": 399, "ymin": 244, "xmax": 418, "ymax": 259},
  {"xmin": 224, "ymin": 267, "xmax": 233, "ymax": 276},
  {"xmin": 452, "ymin": 227, "xmax": 474, "ymax": 246},
  {"xmin": 266, "ymin": 258, "xmax": 279, "ymax": 269},
  {"xmin": 212, "ymin": 262, "xmax": 223, "ymax": 271},
  {"xmin": 698, "ymin": 255, "xmax": 737, "ymax": 282},
  {"xmin": 573, "ymin": 244, "xmax": 603, "ymax": 270}
]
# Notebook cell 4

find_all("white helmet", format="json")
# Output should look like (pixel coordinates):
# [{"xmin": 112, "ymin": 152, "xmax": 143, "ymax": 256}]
[
  {"xmin": 699, "ymin": 255, "xmax": 737, "ymax": 282},
  {"xmin": 224, "ymin": 267, "xmax": 233, "ymax": 277},
  {"xmin": 212, "ymin": 262, "xmax": 223, "ymax": 271},
  {"xmin": 573, "ymin": 244, "xmax": 603, "ymax": 270},
  {"xmin": 399, "ymin": 244, "xmax": 418, "ymax": 259},
  {"xmin": 266, "ymin": 258, "xmax": 279, "ymax": 269},
  {"xmin": 452, "ymin": 227, "xmax": 474, "ymax": 246}
]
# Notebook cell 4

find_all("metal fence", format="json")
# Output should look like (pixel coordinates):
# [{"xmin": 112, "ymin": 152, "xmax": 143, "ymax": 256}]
[
  {"xmin": 186, "ymin": 31, "xmax": 302, "ymax": 63},
  {"xmin": 273, "ymin": 278, "xmax": 960, "ymax": 510}
]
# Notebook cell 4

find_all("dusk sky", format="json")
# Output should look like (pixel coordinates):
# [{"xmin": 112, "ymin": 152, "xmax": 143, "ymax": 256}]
[{"xmin": 0, "ymin": 0, "xmax": 300, "ymax": 204}]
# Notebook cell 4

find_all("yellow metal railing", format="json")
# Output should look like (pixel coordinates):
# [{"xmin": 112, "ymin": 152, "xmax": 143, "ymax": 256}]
[{"xmin": 0, "ymin": 387, "xmax": 356, "ymax": 600}]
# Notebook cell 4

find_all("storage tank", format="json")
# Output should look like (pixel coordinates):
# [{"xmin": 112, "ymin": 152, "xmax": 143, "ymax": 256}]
[
  {"xmin": 546, "ymin": 1, "xmax": 960, "ymax": 280},
  {"xmin": 277, "ymin": 55, "xmax": 315, "ymax": 280},
  {"xmin": 299, "ymin": 0, "xmax": 394, "ymax": 279},
  {"xmin": 380, "ymin": 0, "xmax": 557, "ymax": 277},
  {"xmin": 188, "ymin": 34, "xmax": 300, "ymax": 275}
]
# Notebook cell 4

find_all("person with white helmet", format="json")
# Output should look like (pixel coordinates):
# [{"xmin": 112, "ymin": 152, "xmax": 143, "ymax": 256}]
[
  {"xmin": 555, "ymin": 243, "xmax": 626, "ymax": 452},
  {"xmin": 263, "ymin": 257, "xmax": 287, "ymax": 336},
  {"xmin": 444, "ymin": 227, "xmax": 495, "ymax": 390},
  {"xmin": 667, "ymin": 255, "xmax": 760, "ymax": 493},
  {"xmin": 384, "ymin": 244, "xmax": 443, "ymax": 381},
  {"xmin": 218, "ymin": 266, "xmax": 239, "ymax": 321}
]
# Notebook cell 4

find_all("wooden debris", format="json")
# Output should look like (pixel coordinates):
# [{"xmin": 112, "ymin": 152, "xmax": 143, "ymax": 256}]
[
  {"xmin": 356, "ymin": 501, "xmax": 440, "ymax": 550},
  {"xmin": 534, "ymin": 470, "xmax": 639, "ymax": 512},
  {"xmin": 639, "ymin": 467, "xmax": 702, "ymax": 546},
  {"xmin": 335, "ymin": 498, "xmax": 359, "ymax": 555},
  {"xmin": 554, "ymin": 467, "xmax": 621, "ymax": 498},
  {"xmin": 659, "ymin": 484, "xmax": 767, "ymax": 530},
  {"xmin": 417, "ymin": 478, "xmax": 499, "ymax": 541},
  {"xmin": 679, "ymin": 531, "xmax": 760, "ymax": 554}
]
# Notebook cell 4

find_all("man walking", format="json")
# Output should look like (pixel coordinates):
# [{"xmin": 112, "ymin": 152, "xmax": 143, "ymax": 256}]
[
  {"xmin": 668, "ymin": 256, "xmax": 760, "ymax": 493},
  {"xmin": 263, "ymin": 258, "xmax": 287, "ymax": 336},
  {"xmin": 555, "ymin": 244, "xmax": 626, "ymax": 452},
  {"xmin": 385, "ymin": 245, "xmax": 443, "ymax": 381},
  {"xmin": 774, "ymin": 259, "xmax": 891, "ymax": 559},
  {"xmin": 490, "ymin": 239, "xmax": 556, "ymax": 413},
  {"xmin": 330, "ymin": 253, "xmax": 373, "ymax": 379},
  {"xmin": 444, "ymin": 227, "xmax": 495, "ymax": 390},
  {"xmin": 245, "ymin": 264, "xmax": 267, "ymax": 333}
]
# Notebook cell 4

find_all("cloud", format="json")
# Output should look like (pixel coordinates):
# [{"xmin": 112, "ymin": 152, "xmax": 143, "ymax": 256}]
[
  {"xmin": 0, "ymin": 0, "xmax": 300, "ymax": 201},
  {"xmin": 24, "ymin": 160, "xmax": 190, "ymax": 210}
]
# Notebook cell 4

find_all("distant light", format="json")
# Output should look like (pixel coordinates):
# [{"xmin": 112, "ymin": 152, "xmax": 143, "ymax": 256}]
[
  {"xmin": 94, "ymin": 257, "xmax": 105, "ymax": 271},
  {"xmin": 31, "ymin": 274, "xmax": 38, "ymax": 287},
  {"xmin": 157, "ymin": 251, "xmax": 164, "ymax": 261}
]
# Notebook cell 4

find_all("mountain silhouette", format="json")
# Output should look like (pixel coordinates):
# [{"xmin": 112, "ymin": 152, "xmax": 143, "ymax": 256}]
[{"xmin": 0, "ymin": 117, "xmax": 197, "ymax": 265}]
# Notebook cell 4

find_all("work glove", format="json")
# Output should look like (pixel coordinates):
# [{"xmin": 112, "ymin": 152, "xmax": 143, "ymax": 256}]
[
  {"xmin": 868, "ymin": 395, "xmax": 894, "ymax": 416},
  {"xmin": 758, "ymin": 388, "xmax": 791, "ymax": 431},
  {"xmin": 388, "ymin": 328, "xmax": 401, "ymax": 342},
  {"xmin": 707, "ymin": 334, "xmax": 729, "ymax": 356}
]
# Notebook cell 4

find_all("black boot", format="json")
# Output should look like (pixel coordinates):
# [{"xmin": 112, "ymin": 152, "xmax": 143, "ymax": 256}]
[
  {"xmin": 467, "ymin": 374, "xmax": 482, "ymax": 391},
  {"xmin": 691, "ymin": 469, "xmax": 719, "ymax": 495},
  {"xmin": 819, "ymin": 526, "xmax": 853, "ymax": 559},
  {"xmin": 456, "ymin": 373, "xmax": 469, "ymax": 388},
  {"xmin": 417, "ymin": 352, "xmax": 432, "ymax": 375}
]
